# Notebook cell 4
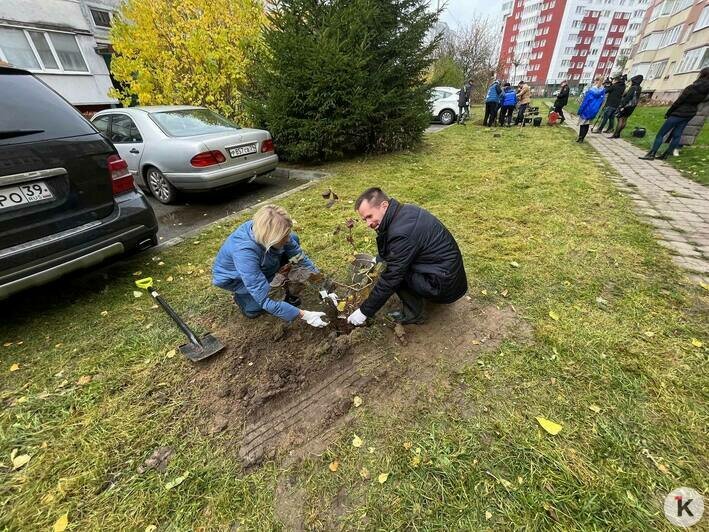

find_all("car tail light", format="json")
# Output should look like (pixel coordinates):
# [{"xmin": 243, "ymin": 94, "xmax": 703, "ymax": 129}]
[
  {"xmin": 108, "ymin": 155, "xmax": 135, "ymax": 195},
  {"xmin": 261, "ymin": 139, "xmax": 275, "ymax": 153},
  {"xmin": 190, "ymin": 150, "xmax": 226, "ymax": 167}
]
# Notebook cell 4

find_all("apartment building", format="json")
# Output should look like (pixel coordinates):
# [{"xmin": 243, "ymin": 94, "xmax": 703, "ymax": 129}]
[
  {"xmin": 497, "ymin": 0, "xmax": 649, "ymax": 89},
  {"xmin": 0, "ymin": 0, "xmax": 122, "ymax": 113},
  {"xmin": 624, "ymin": 0, "xmax": 708, "ymax": 100}
]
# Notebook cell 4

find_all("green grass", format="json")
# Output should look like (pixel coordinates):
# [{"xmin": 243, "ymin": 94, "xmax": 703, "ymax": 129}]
[
  {"xmin": 1, "ymin": 124, "xmax": 707, "ymax": 530},
  {"xmin": 563, "ymin": 99, "xmax": 709, "ymax": 186}
]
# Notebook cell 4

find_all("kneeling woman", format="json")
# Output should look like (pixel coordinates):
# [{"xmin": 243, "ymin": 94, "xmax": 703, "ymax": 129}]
[{"xmin": 212, "ymin": 205, "xmax": 328, "ymax": 328}]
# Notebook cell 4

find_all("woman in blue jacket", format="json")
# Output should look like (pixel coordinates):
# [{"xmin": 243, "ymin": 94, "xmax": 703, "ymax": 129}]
[
  {"xmin": 212, "ymin": 205, "xmax": 328, "ymax": 328},
  {"xmin": 498, "ymin": 83, "xmax": 517, "ymax": 127},
  {"xmin": 576, "ymin": 76, "xmax": 605, "ymax": 142}
]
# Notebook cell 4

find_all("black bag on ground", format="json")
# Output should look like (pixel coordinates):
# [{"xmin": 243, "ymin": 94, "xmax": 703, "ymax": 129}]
[
  {"xmin": 632, "ymin": 127, "xmax": 646, "ymax": 138},
  {"xmin": 533, "ymin": 117, "xmax": 542, "ymax": 127}
]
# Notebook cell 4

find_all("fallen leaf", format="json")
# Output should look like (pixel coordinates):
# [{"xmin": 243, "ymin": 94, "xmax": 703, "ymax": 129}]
[
  {"xmin": 536, "ymin": 416, "xmax": 563, "ymax": 435},
  {"xmin": 145, "ymin": 526, "xmax": 157, "ymax": 532},
  {"xmin": 499, "ymin": 477, "xmax": 513, "ymax": 489},
  {"xmin": 132, "ymin": 271, "xmax": 142, "ymax": 276},
  {"xmin": 166, "ymin": 276, "xmax": 174, "ymax": 282},
  {"xmin": 403, "ymin": 441, "xmax": 412, "ymax": 450},
  {"xmin": 138, "ymin": 446, "xmax": 173, "ymax": 473},
  {"xmin": 700, "ymin": 281, "xmax": 708, "ymax": 291},
  {"xmin": 328, "ymin": 460, "xmax": 340, "ymax": 472},
  {"xmin": 509, "ymin": 261, "xmax": 520, "ymax": 268},
  {"xmin": 56, "ymin": 379, "xmax": 69, "ymax": 389},
  {"xmin": 77, "ymin": 375, "xmax": 92, "ymax": 386},
  {"xmin": 500, "ymin": 289, "xmax": 509, "ymax": 297},
  {"xmin": 410, "ymin": 454, "xmax": 421, "ymax": 467},
  {"xmin": 53, "ymin": 513, "xmax": 69, "ymax": 532},
  {"xmin": 4, "ymin": 342, "xmax": 12, "ymax": 347},
  {"xmin": 352, "ymin": 434, "xmax": 363, "ymax": 448},
  {"xmin": 353, "ymin": 395, "xmax": 363, "ymax": 407},
  {"xmin": 377, "ymin": 472, "xmax": 389, "ymax": 484},
  {"xmin": 589, "ymin": 404, "xmax": 601, "ymax": 413},
  {"xmin": 9, "ymin": 363, "xmax": 19, "ymax": 372},
  {"xmin": 643, "ymin": 331, "xmax": 655, "ymax": 338},
  {"xmin": 368, "ymin": 447, "xmax": 376, "ymax": 454},
  {"xmin": 158, "ymin": 261, "xmax": 165, "ymax": 266},
  {"xmin": 133, "ymin": 291, "xmax": 143, "ymax": 298},
  {"xmin": 691, "ymin": 338, "xmax": 703, "ymax": 348},
  {"xmin": 359, "ymin": 467, "xmax": 370, "ymax": 479},
  {"xmin": 165, "ymin": 470, "xmax": 189, "ymax": 490},
  {"xmin": 11, "ymin": 450, "xmax": 31, "ymax": 470},
  {"xmin": 481, "ymin": 289, "xmax": 488, "ymax": 296},
  {"xmin": 517, "ymin": 476, "xmax": 524, "ymax": 484},
  {"xmin": 548, "ymin": 311, "xmax": 560, "ymax": 321},
  {"xmin": 166, "ymin": 349, "xmax": 176, "ymax": 359},
  {"xmin": 100, "ymin": 310, "xmax": 108, "ymax": 316},
  {"xmin": 485, "ymin": 511, "xmax": 492, "ymax": 520}
]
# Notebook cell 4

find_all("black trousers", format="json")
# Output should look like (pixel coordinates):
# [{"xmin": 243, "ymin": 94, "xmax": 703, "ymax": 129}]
[
  {"xmin": 484, "ymin": 102, "xmax": 499, "ymax": 126},
  {"xmin": 499, "ymin": 105, "xmax": 515, "ymax": 126},
  {"xmin": 553, "ymin": 105, "xmax": 565, "ymax": 121},
  {"xmin": 515, "ymin": 103, "xmax": 529, "ymax": 125},
  {"xmin": 396, "ymin": 270, "xmax": 467, "ymax": 318}
]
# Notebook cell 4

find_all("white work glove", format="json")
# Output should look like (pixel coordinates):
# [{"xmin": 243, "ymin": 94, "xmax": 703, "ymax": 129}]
[
  {"xmin": 347, "ymin": 308, "xmax": 367, "ymax": 326},
  {"xmin": 301, "ymin": 310, "xmax": 329, "ymax": 328}
]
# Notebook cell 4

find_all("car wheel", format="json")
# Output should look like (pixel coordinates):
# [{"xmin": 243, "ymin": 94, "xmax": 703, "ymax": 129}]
[
  {"xmin": 439, "ymin": 109, "xmax": 455, "ymax": 125},
  {"xmin": 146, "ymin": 167, "xmax": 178, "ymax": 204}
]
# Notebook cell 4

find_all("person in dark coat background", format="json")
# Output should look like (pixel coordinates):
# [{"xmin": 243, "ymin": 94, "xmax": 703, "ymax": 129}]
[
  {"xmin": 552, "ymin": 80, "xmax": 570, "ymax": 124},
  {"xmin": 640, "ymin": 67, "xmax": 709, "ymax": 160},
  {"xmin": 594, "ymin": 75, "xmax": 625, "ymax": 133},
  {"xmin": 609, "ymin": 74, "xmax": 643, "ymax": 138},
  {"xmin": 346, "ymin": 188, "xmax": 467, "ymax": 326},
  {"xmin": 457, "ymin": 78, "xmax": 473, "ymax": 125}
]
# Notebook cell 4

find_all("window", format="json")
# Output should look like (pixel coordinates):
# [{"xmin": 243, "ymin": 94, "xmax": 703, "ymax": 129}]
[
  {"xmin": 660, "ymin": 25, "xmax": 681, "ymax": 47},
  {"xmin": 647, "ymin": 59, "xmax": 668, "ymax": 79},
  {"xmin": 110, "ymin": 115, "xmax": 143, "ymax": 143},
  {"xmin": 696, "ymin": 6, "xmax": 709, "ymax": 31},
  {"xmin": 92, "ymin": 115, "xmax": 110, "ymax": 135},
  {"xmin": 671, "ymin": 0, "xmax": 692, "ymax": 15},
  {"xmin": 611, "ymin": 24, "xmax": 618, "ymax": 32},
  {"xmin": 676, "ymin": 46, "xmax": 709, "ymax": 73},
  {"xmin": 0, "ymin": 26, "xmax": 88, "ymax": 72},
  {"xmin": 90, "ymin": 8, "xmax": 112, "ymax": 28},
  {"xmin": 599, "ymin": 62, "xmax": 605, "ymax": 68}
]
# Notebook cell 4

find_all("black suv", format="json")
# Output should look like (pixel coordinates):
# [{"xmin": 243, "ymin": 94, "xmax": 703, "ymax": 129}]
[{"xmin": 0, "ymin": 67, "xmax": 158, "ymax": 300}]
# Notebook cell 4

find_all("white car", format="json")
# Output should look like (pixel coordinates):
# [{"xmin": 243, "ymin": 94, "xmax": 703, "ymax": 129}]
[{"xmin": 430, "ymin": 86, "xmax": 461, "ymax": 125}]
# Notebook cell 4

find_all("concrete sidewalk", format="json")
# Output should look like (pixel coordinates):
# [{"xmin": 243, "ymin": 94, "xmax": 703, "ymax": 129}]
[{"xmin": 566, "ymin": 115, "xmax": 708, "ymax": 283}]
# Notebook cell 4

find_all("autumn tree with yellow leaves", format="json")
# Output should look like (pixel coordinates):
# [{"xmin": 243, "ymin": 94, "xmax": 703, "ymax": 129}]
[{"xmin": 110, "ymin": 0, "xmax": 265, "ymax": 124}]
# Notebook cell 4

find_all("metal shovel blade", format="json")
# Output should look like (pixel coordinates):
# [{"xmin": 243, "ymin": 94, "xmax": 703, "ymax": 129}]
[{"xmin": 179, "ymin": 333, "xmax": 225, "ymax": 362}]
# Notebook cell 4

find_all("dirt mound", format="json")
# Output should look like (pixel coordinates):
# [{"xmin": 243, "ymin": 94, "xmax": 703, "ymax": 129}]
[{"xmin": 185, "ymin": 294, "xmax": 531, "ymax": 471}]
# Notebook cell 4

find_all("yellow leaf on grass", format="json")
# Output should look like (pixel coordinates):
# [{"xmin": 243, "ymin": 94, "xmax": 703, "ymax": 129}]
[
  {"xmin": 352, "ymin": 435, "xmax": 363, "ymax": 448},
  {"xmin": 353, "ymin": 395, "xmax": 363, "ymax": 407},
  {"xmin": 548, "ymin": 311, "xmax": 560, "ymax": 321},
  {"xmin": 536, "ymin": 416, "xmax": 563, "ymax": 435},
  {"xmin": 9, "ymin": 363, "xmax": 19, "ymax": 372},
  {"xmin": 77, "ymin": 375, "xmax": 92, "ymax": 386},
  {"xmin": 52, "ymin": 513, "xmax": 69, "ymax": 532},
  {"xmin": 337, "ymin": 301, "xmax": 346, "ymax": 312},
  {"xmin": 485, "ymin": 511, "xmax": 492, "ymax": 520},
  {"xmin": 100, "ymin": 310, "xmax": 108, "ymax": 316},
  {"xmin": 11, "ymin": 451, "xmax": 31, "ymax": 469},
  {"xmin": 166, "ymin": 349, "xmax": 176, "ymax": 359},
  {"xmin": 165, "ymin": 471, "xmax": 189, "ymax": 490},
  {"xmin": 133, "ymin": 291, "xmax": 143, "ymax": 298},
  {"xmin": 145, "ymin": 525, "xmax": 157, "ymax": 532},
  {"xmin": 403, "ymin": 441, "xmax": 412, "ymax": 450},
  {"xmin": 368, "ymin": 447, "xmax": 376, "ymax": 454},
  {"xmin": 328, "ymin": 460, "xmax": 340, "ymax": 472},
  {"xmin": 359, "ymin": 467, "xmax": 370, "ymax": 479},
  {"xmin": 166, "ymin": 276, "xmax": 174, "ymax": 282},
  {"xmin": 509, "ymin": 261, "xmax": 520, "ymax": 268},
  {"xmin": 132, "ymin": 271, "xmax": 142, "ymax": 276},
  {"xmin": 643, "ymin": 331, "xmax": 655, "ymax": 338},
  {"xmin": 589, "ymin": 404, "xmax": 601, "ymax": 413},
  {"xmin": 377, "ymin": 472, "xmax": 389, "ymax": 484},
  {"xmin": 410, "ymin": 455, "xmax": 421, "ymax": 467},
  {"xmin": 691, "ymin": 338, "xmax": 703, "ymax": 348}
]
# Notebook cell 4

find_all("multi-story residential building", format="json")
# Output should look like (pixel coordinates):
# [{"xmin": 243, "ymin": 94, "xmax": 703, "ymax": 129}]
[
  {"xmin": 0, "ymin": 0, "xmax": 122, "ymax": 114},
  {"xmin": 624, "ymin": 0, "xmax": 709, "ymax": 101},
  {"xmin": 497, "ymin": 0, "xmax": 649, "ymax": 90}
]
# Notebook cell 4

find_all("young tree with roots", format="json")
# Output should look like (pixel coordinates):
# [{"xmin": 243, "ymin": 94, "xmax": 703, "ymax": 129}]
[{"xmin": 110, "ymin": 0, "xmax": 266, "ymax": 124}]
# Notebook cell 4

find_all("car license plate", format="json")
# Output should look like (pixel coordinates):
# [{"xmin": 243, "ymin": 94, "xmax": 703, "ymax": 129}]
[
  {"xmin": 0, "ymin": 181, "xmax": 54, "ymax": 211},
  {"xmin": 227, "ymin": 143, "xmax": 257, "ymax": 158}
]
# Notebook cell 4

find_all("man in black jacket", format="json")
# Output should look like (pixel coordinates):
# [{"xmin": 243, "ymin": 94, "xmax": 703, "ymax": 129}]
[
  {"xmin": 640, "ymin": 67, "xmax": 709, "ymax": 160},
  {"xmin": 346, "ymin": 188, "xmax": 467, "ymax": 326},
  {"xmin": 594, "ymin": 75, "xmax": 625, "ymax": 133},
  {"xmin": 552, "ymin": 81, "xmax": 570, "ymax": 124}
]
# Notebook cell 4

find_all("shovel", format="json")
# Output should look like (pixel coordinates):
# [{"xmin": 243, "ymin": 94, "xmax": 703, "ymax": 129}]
[{"xmin": 135, "ymin": 277, "xmax": 225, "ymax": 362}]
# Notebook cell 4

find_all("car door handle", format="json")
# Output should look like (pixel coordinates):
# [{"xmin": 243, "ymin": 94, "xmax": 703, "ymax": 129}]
[{"xmin": 129, "ymin": 148, "xmax": 140, "ymax": 154}]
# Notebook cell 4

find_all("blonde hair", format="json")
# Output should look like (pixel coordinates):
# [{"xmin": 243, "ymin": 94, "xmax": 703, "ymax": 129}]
[{"xmin": 252, "ymin": 205, "xmax": 292, "ymax": 251}]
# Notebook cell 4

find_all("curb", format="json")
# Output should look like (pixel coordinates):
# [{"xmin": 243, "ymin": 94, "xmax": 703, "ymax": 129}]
[{"xmin": 272, "ymin": 167, "xmax": 330, "ymax": 181}]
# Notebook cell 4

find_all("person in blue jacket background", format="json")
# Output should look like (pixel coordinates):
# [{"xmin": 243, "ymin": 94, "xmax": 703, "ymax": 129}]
[
  {"xmin": 483, "ymin": 80, "xmax": 502, "ymax": 126},
  {"xmin": 498, "ymin": 82, "xmax": 517, "ymax": 127},
  {"xmin": 212, "ymin": 204, "xmax": 328, "ymax": 328},
  {"xmin": 576, "ymin": 75, "xmax": 606, "ymax": 142}
]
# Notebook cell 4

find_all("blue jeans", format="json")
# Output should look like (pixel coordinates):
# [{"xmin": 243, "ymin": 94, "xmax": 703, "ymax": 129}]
[
  {"xmin": 233, "ymin": 291, "xmax": 263, "ymax": 318},
  {"xmin": 596, "ymin": 106, "xmax": 616, "ymax": 131},
  {"xmin": 651, "ymin": 115, "xmax": 691, "ymax": 154}
]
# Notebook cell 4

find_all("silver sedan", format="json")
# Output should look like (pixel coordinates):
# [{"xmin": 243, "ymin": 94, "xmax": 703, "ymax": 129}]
[{"xmin": 91, "ymin": 106, "xmax": 279, "ymax": 204}]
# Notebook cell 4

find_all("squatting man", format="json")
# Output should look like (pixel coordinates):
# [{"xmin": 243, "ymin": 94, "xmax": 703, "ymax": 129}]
[{"xmin": 211, "ymin": 190, "xmax": 468, "ymax": 327}]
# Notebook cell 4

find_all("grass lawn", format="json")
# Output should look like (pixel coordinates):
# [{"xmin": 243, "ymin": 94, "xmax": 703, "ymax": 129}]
[
  {"xmin": 563, "ymin": 99, "xmax": 709, "ymax": 186},
  {"xmin": 1, "ymin": 123, "xmax": 707, "ymax": 530}
]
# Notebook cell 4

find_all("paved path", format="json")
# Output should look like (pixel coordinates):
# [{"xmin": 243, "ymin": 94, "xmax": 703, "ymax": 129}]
[{"xmin": 566, "ymin": 115, "xmax": 709, "ymax": 284}]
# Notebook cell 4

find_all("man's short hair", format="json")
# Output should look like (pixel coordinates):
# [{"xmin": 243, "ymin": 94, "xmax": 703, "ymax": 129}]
[{"xmin": 355, "ymin": 187, "xmax": 389, "ymax": 210}]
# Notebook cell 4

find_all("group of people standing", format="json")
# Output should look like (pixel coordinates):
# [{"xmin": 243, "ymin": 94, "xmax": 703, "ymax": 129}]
[{"xmin": 481, "ymin": 80, "xmax": 532, "ymax": 127}]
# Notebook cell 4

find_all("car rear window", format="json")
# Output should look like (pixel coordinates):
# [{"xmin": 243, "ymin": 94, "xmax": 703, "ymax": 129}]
[
  {"xmin": 0, "ymin": 70, "xmax": 96, "ymax": 145},
  {"xmin": 150, "ymin": 109, "xmax": 240, "ymax": 137}
]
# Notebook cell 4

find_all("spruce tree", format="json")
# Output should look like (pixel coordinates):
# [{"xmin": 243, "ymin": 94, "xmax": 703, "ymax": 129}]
[{"xmin": 248, "ymin": 0, "xmax": 437, "ymax": 162}]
